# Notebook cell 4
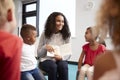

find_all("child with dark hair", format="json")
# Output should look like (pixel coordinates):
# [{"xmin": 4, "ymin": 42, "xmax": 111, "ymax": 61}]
[
  {"xmin": 77, "ymin": 27, "xmax": 106, "ymax": 80},
  {"xmin": 37, "ymin": 12, "xmax": 71, "ymax": 80},
  {"xmin": 20, "ymin": 24, "xmax": 45, "ymax": 80}
]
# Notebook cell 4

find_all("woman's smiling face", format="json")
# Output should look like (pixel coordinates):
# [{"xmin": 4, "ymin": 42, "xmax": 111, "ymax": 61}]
[{"xmin": 55, "ymin": 15, "xmax": 64, "ymax": 32}]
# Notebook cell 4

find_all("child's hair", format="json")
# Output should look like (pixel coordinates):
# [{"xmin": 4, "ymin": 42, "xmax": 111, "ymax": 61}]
[
  {"xmin": 87, "ymin": 27, "xmax": 106, "ymax": 46},
  {"xmin": 20, "ymin": 24, "xmax": 36, "ymax": 38},
  {"xmin": 44, "ymin": 12, "xmax": 71, "ymax": 40},
  {"xmin": 95, "ymin": 0, "xmax": 120, "ymax": 47},
  {"xmin": 99, "ymin": 40, "xmax": 106, "ymax": 47},
  {"xmin": 0, "ymin": 0, "xmax": 15, "ymax": 26},
  {"xmin": 86, "ymin": 27, "xmax": 98, "ymax": 40}
]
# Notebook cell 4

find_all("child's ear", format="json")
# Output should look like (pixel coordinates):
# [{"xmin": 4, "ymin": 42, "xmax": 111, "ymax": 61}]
[{"xmin": 7, "ymin": 9, "xmax": 13, "ymax": 22}]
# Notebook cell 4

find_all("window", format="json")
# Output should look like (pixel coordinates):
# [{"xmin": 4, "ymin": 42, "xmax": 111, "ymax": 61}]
[
  {"xmin": 26, "ymin": 16, "xmax": 36, "ymax": 27},
  {"xmin": 22, "ymin": 1, "xmax": 39, "ymax": 36},
  {"xmin": 26, "ymin": 3, "xmax": 36, "ymax": 12}
]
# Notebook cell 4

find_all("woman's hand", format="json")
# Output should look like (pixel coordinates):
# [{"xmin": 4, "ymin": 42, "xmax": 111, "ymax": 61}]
[
  {"xmin": 45, "ymin": 44, "xmax": 54, "ymax": 52},
  {"xmin": 46, "ymin": 44, "xmax": 62, "ymax": 60}
]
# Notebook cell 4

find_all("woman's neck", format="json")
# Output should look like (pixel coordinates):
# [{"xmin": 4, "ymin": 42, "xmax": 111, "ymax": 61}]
[{"xmin": 54, "ymin": 30, "xmax": 60, "ymax": 34}]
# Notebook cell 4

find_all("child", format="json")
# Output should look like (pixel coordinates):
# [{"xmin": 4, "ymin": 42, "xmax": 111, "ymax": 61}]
[
  {"xmin": 20, "ymin": 24, "xmax": 45, "ymax": 80},
  {"xmin": 77, "ymin": 27, "xmax": 106, "ymax": 80},
  {"xmin": 93, "ymin": 0, "xmax": 120, "ymax": 80},
  {"xmin": 0, "ymin": 0, "xmax": 22, "ymax": 80}
]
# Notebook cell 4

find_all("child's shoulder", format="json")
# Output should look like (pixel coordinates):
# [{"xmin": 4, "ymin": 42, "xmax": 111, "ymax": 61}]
[
  {"xmin": 99, "ymin": 44, "xmax": 105, "ymax": 47},
  {"xmin": 83, "ymin": 43, "xmax": 89, "ymax": 47},
  {"xmin": 93, "ymin": 51, "xmax": 117, "ymax": 80},
  {"xmin": 95, "ymin": 51, "xmax": 116, "ymax": 69},
  {"xmin": 0, "ymin": 31, "xmax": 22, "ymax": 55},
  {"xmin": 99, "ymin": 44, "xmax": 106, "ymax": 50},
  {"xmin": 0, "ymin": 31, "xmax": 22, "ymax": 43}
]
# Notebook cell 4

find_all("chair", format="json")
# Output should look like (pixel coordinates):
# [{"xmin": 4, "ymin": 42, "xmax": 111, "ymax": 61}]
[{"xmin": 38, "ymin": 62, "xmax": 48, "ymax": 76}]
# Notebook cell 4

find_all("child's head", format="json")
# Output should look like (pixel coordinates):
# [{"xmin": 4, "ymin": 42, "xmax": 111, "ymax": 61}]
[
  {"xmin": 95, "ymin": 0, "xmax": 120, "ymax": 48},
  {"xmin": 85, "ymin": 27, "xmax": 98, "ymax": 42},
  {"xmin": 0, "ymin": 0, "xmax": 16, "ymax": 33},
  {"xmin": 44, "ymin": 12, "xmax": 71, "ymax": 40},
  {"xmin": 100, "ymin": 0, "xmax": 119, "ymax": 17},
  {"xmin": 20, "ymin": 24, "xmax": 37, "ymax": 45}
]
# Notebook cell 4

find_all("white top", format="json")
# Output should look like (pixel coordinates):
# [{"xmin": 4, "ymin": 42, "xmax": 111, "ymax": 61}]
[
  {"xmin": 21, "ymin": 43, "xmax": 37, "ymax": 72},
  {"xmin": 98, "ymin": 53, "xmax": 120, "ymax": 80}
]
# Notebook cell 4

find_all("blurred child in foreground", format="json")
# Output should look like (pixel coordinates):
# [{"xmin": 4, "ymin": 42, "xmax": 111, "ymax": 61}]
[
  {"xmin": 93, "ymin": 0, "xmax": 120, "ymax": 80},
  {"xmin": 0, "ymin": 0, "xmax": 22, "ymax": 80}
]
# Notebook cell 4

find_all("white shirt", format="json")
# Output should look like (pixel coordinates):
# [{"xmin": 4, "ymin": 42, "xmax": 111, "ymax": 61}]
[{"xmin": 21, "ymin": 43, "xmax": 37, "ymax": 71}]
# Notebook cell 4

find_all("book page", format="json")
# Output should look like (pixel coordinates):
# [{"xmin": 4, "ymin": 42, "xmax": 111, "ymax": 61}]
[
  {"xmin": 46, "ymin": 44, "xmax": 72, "ymax": 57},
  {"xmin": 46, "ymin": 45, "xmax": 60, "ymax": 57},
  {"xmin": 59, "ymin": 43, "xmax": 72, "ymax": 56},
  {"xmin": 47, "ymin": 52, "xmax": 55, "ymax": 57}
]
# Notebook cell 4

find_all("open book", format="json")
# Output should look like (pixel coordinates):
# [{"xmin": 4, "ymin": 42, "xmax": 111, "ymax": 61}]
[{"xmin": 47, "ymin": 43, "xmax": 72, "ymax": 57}]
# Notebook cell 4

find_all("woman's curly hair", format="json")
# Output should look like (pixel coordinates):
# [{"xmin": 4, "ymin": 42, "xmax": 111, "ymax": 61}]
[{"xmin": 44, "ymin": 12, "xmax": 71, "ymax": 40}]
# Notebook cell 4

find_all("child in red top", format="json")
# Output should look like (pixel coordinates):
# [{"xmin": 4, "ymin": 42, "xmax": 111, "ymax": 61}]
[
  {"xmin": 0, "ymin": 0, "xmax": 22, "ymax": 80},
  {"xmin": 77, "ymin": 27, "xmax": 106, "ymax": 80}
]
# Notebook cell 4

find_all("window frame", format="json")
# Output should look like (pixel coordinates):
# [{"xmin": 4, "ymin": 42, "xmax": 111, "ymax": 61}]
[{"xmin": 22, "ymin": 1, "xmax": 39, "ymax": 36}]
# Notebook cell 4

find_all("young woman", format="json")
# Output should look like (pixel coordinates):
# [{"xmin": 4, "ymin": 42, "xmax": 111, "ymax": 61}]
[
  {"xmin": 37, "ymin": 12, "xmax": 71, "ymax": 80},
  {"xmin": 93, "ymin": 0, "xmax": 120, "ymax": 80},
  {"xmin": 78, "ymin": 27, "xmax": 106, "ymax": 80}
]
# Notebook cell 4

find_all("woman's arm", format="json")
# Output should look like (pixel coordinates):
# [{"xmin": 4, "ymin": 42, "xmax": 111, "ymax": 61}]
[
  {"xmin": 78, "ymin": 50, "xmax": 85, "ymax": 71},
  {"xmin": 37, "ymin": 32, "xmax": 55, "ymax": 58},
  {"xmin": 37, "ymin": 33, "xmax": 47, "ymax": 58}
]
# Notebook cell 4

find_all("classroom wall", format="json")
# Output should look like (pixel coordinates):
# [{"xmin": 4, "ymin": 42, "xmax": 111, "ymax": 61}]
[
  {"xmin": 15, "ymin": 0, "xmax": 113, "ymax": 62},
  {"xmin": 70, "ymin": 0, "xmax": 113, "ymax": 62},
  {"xmin": 70, "ymin": 0, "xmax": 101, "ymax": 62},
  {"xmin": 14, "ymin": 0, "xmax": 22, "ymax": 35}
]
